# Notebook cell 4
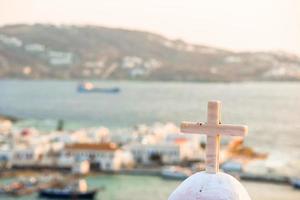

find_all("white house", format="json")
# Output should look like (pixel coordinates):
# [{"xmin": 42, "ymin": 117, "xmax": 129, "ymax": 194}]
[
  {"xmin": 126, "ymin": 123, "xmax": 204, "ymax": 166},
  {"xmin": 11, "ymin": 144, "xmax": 49, "ymax": 167},
  {"xmin": 130, "ymin": 68, "xmax": 147, "ymax": 77},
  {"xmin": 0, "ymin": 120, "xmax": 12, "ymax": 135},
  {"xmin": 72, "ymin": 160, "xmax": 90, "ymax": 175},
  {"xmin": 0, "ymin": 145, "xmax": 13, "ymax": 168},
  {"xmin": 51, "ymin": 130, "xmax": 92, "ymax": 144},
  {"xmin": 0, "ymin": 34, "xmax": 22, "ymax": 47},
  {"xmin": 58, "ymin": 143, "xmax": 125, "ymax": 171},
  {"xmin": 47, "ymin": 51, "xmax": 74, "ymax": 66},
  {"xmin": 127, "ymin": 134, "xmax": 204, "ymax": 165},
  {"xmin": 128, "ymin": 143, "xmax": 181, "ymax": 165},
  {"xmin": 24, "ymin": 43, "xmax": 45, "ymax": 53},
  {"xmin": 85, "ymin": 128, "xmax": 111, "ymax": 143},
  {"xmin": 122, "ymin": 56, "xmax": 143, "ymax": 69},
  {"xmin": 164, "ymin": 134, "xmax": 204, "ymax": 161}
]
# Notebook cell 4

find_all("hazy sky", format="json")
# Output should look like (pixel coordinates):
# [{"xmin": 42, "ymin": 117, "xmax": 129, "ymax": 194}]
[{"xmin": 1, "ymin": 0, "xmax": 300, "ymax": 55}]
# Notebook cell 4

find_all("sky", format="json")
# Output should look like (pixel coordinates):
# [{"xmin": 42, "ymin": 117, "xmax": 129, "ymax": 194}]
[{"xmin": 1, "ymin": 0, "xmax": 300, "ymax": 55}]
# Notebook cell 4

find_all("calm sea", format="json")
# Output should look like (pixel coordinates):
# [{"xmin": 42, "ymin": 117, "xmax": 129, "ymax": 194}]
[
  {"xmin": 0, "ymin": 80, "xmax": 300, "ymax": 170},
  {"xmin": 0, "ymin": 175, "xmax": 300, "ymax": 200},
  {"xmin": 1, "ymin": 80, "xmax": 300, "ymax": 200}
]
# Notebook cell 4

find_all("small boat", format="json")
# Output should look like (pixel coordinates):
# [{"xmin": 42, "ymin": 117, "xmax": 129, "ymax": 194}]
[
  {"xmin": 291, "ymin": 178, "xmax": 300, "ymax": 189},
  {"xmin": 221, "ymin": 161, "xmax": 243, "ymax": 173},
  {"xmin": 0, "ymin": 177, "xmax": 39, "ymax": 196},
  {"xmin": 77, "ymin": 82, "xmax": 120, "ymax": 93},
  {"xmin": 39, "ymin": 189, "xmax": 97, "ymax": 199},
  {"xmin": 38, "ymin": 179, "xmax": 98, "ymax": 199},
  {"xmin": 161, "ymin": 166, "xmax": 192, "ymax": 180}
]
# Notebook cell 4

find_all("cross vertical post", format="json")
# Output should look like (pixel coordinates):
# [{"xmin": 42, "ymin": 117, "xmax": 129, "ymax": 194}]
[{"xmin": 206, "ymin": 101, "xmax": 221, "ymax": 173}]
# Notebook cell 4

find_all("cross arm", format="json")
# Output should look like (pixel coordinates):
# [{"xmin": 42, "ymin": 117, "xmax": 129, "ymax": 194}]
[{"xmin": 180, "ymin": 121, "xmax": 248, "ymax": 137}]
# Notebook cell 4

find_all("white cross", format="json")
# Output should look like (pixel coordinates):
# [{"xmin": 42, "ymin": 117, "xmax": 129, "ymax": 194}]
[{"xmin": 180, "ymin": 100, "xmax": 248, "ymax": 174}]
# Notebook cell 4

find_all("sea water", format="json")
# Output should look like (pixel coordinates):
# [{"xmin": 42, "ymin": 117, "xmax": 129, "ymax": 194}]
[
  {"xmin": 0, "ymin": 175, "xmax": 299, "ymax": 200},
  {"xmin": 0, "ymin": 80, "xmax": 300, "ymax": 171}
]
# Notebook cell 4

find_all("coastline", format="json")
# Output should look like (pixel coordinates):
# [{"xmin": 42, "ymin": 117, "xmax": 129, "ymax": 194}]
[
  {"xmin": 0, "ymin": 168, "xmax": 294, "ymax": 185},
  {"xmin": 0, "ymin": 172, "xmax": 299, "ymax": 200},
  {"xmin": 0, "ymin": 114, "xmax": 18, "ymax": 122}
]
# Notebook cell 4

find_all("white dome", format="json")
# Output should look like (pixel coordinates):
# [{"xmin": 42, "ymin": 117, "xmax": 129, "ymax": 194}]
[{"xmin": 168, "ymin": 172, "xmax": 251, "ymax": 200}]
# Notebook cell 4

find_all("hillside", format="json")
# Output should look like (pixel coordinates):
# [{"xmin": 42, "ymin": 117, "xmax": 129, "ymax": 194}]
[{"xmin": 0, "ymin": 24, "xmax": 300, "ymax": 81}]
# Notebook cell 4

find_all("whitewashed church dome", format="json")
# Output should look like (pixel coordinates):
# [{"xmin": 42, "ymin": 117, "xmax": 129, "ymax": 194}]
[{"xmin": 168, "ymin": 172, "xmax": 251, "ymax": 200}]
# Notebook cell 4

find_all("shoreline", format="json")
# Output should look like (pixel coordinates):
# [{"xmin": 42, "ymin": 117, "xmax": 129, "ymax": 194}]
[
  {"xmin": 0, "ymin": 170, "xmax": 299, "ymax": 200},
  {"xmin": 0, "ymin": 114, "xmax": 18, "ymax": 122},
  {"xmin": 2, "ymin": 78, "xmax": 300, "ymax": 84},
  {"xmin": 0, "ymin": 168, "xmax": 293, "ymax": 186}
]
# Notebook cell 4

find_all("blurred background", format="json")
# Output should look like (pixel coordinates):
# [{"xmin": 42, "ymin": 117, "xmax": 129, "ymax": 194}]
[{"xmin": 0, "ymin": 0, "xmax": 300, "ymax": 199}]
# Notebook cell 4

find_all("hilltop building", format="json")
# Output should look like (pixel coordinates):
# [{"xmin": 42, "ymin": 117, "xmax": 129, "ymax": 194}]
[
  {"xmin": 0, "ymin": 34, "xmax": 22, "ymax": 47},
  {"xmin": 24, "ymin": 43, "xmax": 45, "ymax": 53},
  {"xmin": 47, "ymin": 50, "xmax": 74, "ymax": 66}
]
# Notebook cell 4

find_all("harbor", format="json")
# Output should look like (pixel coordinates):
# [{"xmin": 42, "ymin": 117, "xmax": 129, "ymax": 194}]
[
  {"xmin": 0, "ymin": 174, "xmax": 299, "ymax": 200},
  {"xmin": 0, "ymin": 80, "xmax": 300, "ymax": 199}
]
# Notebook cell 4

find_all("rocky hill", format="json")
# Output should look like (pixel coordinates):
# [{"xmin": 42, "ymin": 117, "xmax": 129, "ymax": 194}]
[{"xmin": 0, "ymin": 24, "xmax": 300, "ymax": 81}]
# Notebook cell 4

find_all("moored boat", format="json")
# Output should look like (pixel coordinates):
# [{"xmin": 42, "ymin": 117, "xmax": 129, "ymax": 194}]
[
  {"xmin": 77, "ymin": 82, "xmax": 120, "ymax": 93},
  {"xmin": 0, "ymin": 177, "xmax": 39, "ymax": 196},
  {"xmin": 291, "ymin": 178, "xmax": 300, "ymax": 189},
  {"xmin": 38, "ymin": 179, "xmax": 98, "ymax": 199},
  {"xmin": 39, "ymin": 189, "xmax": 97, "ymax": 199},
  {"xmin": 161, "ymin": 166, "xmax": 192, "ymax": 180}
]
